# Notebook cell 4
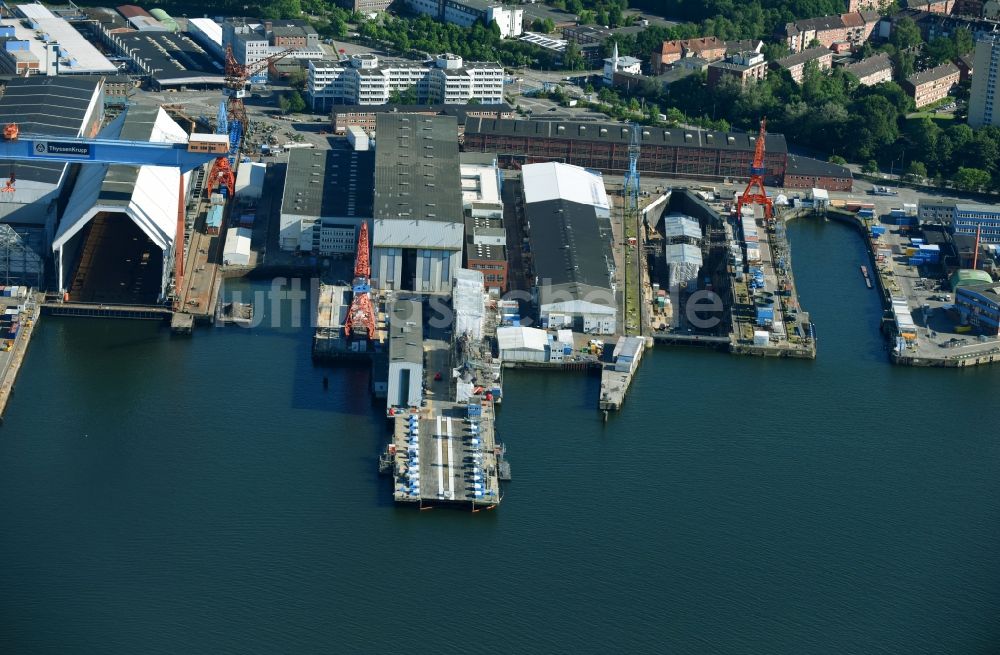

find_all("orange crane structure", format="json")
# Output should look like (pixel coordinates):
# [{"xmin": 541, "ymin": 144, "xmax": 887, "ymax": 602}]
[
  {"xmin": 205, "ymin": 44, "xmax": 296, "ymax": 198},
  {"xmin": 736, "ymin": 118, "xmax": 773, "ymax": 222},
  {"xmin": 344, "ymin": 221, "xmax": 376, "ymax": 340}
]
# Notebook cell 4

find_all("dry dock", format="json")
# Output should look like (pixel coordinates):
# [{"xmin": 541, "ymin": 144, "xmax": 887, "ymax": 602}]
[{"xmin": 382, "ymin": 398, "xmax": 504, "ymax": 510}]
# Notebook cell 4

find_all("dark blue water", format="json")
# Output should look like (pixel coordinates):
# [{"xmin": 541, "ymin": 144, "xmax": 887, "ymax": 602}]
[{"xmin": 1, "ymin": 217, "xmax": 999, "ymax": 654}]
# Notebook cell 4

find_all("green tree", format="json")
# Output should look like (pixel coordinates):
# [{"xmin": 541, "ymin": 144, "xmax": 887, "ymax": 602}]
[
  {"xmin": 862, "ymin": 159, "xmax": 879, "ymax": 174},
  {"xmin": 953, "ymin": 166, "xmax": 991, "ymax": 191},
  {"xmin": 953, "ymin": 28, "xmax": 974, "ymax": 56},
  {"xmin": 850, "ymin": 95, "xmax": 900, "ymax": 160},
  {"xmin": 532, "ymin": 18, "xmax": 556, "ymax": 33},
  {"xmin": 388, "ymin": 85, "xmax": 419, "ymax": 104},
  {"xmin": 829, "ymin": 154, "xmax": 847, "ymax": 165},
  {"xmin": 905, "ymin": 161, "xmax": 928, "ymax": 181},
  {"xmin": 281, "ymin": 90, "xmax": 306, "ymax": 113},
  {"xmin": 566, "ymin": 0, "xmax": 584, "ymax": 13},
  {"xmin": 890, "ymin": 16, "xmax": 922, "ymax": 50},
  {"xmin": 891, "ymin": 50, "xmax": 915, "ymax": 79},
  {"xmin": 563, "ymin": 40, "xmax": 585, "ymax": 71},
  {"xmin": 287, "ymin": 68, "xmax": 308, "ymax": 92},
  {"xmin": 925, "ymin": 37, "xmax": 956, "ymax": 67}
]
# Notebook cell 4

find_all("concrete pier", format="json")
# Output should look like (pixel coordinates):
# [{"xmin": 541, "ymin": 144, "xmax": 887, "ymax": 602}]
[
  {"xmin": 0, "ymin": 298, "xmax": 40, "ymax": 420},
  {"xmin": 385, "ymin": 398, "xmax": 503, "ymax": 509},
  {"xmin": 599, "ymin": 336, "xmax": 646, "ymax": 412}
]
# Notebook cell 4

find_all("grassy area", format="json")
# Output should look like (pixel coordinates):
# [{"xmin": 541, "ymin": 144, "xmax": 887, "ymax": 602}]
[{"xmin": 905, "ymin": 112, "xmax": 958, "ymax": 124}]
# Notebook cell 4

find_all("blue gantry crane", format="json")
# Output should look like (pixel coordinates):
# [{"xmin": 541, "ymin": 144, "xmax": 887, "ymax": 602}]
[{"xmin": 0, "ymin": 122, "xmax": 230, "ymax": 305}]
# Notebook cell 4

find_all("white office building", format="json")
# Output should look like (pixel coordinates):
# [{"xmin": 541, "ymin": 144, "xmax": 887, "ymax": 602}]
[{"xmin": 308, "ymin": 53, "xmax": 504, "ymax": 111}]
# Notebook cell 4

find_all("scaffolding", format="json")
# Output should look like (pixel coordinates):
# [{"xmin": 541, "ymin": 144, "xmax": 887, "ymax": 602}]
[{"xmin": 0, "ymin": 224, "xmax": 43, "ymax": 288}]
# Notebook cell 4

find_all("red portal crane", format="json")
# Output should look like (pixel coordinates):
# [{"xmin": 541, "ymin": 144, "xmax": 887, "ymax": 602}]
[
  {"xmin": 344, "ymin": 222, "xmax": 376, "ymax": 339},
  {"xmin": 206, "ymin": 45, "xmax": 297, "ymax": 198},
  {"xmin": 736, "ymin": 118, "xmax": 773, "ymax": 221}
]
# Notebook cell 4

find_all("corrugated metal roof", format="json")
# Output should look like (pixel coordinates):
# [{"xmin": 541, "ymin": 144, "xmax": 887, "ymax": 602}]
[
  {"xmin": 373, "ymin": 113, "xmax": 463, "ymax": 224},
  {"xmin": 522, "ymin": 162, "xmax": 609, "ymax": 209},
  {"xmin": 497, "ymin": 326, "xmax": 547, "ymax": 351}
]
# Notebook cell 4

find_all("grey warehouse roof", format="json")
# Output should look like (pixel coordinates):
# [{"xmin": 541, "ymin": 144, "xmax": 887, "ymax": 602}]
[
  {"xmin": 0, "ymin": 76, "xmax": 99, "ymax": 185},
  {"xmin": 525, "ymin": 198, "xmax": 614, "ymax": 292},
  {"xmin": 374, "ymin": 113, "xmax": 463, "ymax": 223},
  {"xmin": 283, "ymin": 148, "xmax": 375, "ymax": 218},
  {"xmin": 785, "ymin": 154, "xmax": 852, "ymax": 179},
  {"xmin": 465, "ymin": 117, "xmax": 789, "ymax": 154},
  {"xmin": 118, "ymin": 31, "xmax": 223, "ymax": 85},
  {"xmin": 389, "ymin": 299, "xmax": 424, "ymax": 365}
]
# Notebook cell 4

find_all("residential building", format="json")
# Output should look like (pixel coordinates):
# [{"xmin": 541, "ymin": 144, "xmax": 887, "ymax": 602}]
[
  {"xmin": 842, "ymin": 52, "xmax": 894, "ymax": 85},
  {"xmin": 957, "ymin": 52, "xmax": 975, "ymax": 82},
  {"xmin": 775, "ymin": 47, "xmax": 834, "ymax": 83},
  {"xmin": 707, "ymin": 51, "xmax": 767, "ymax": 88},
  {"xmin": 954, "ymin": 0, "xmax": 985, "ymax": 15},
  {"xmin": 783, "ymin": 155, "xmax": 853, "ymax": 192},
  {"xmin": 903, "ymin": 0, "xmax": 955, "ymax": 13},
  {"xmin": 603, "ymin": 43, "xmax": 642, "ymax": 86},
  {"xmin": 955, "ymin": 283, "xmax": 1000, "ymax": 334},
  {"xmin": 953, "ymin": 203, "xmax": 1000, "ymax": 243},
  {"xmin": 849, "ymin": 0, "xmax": 893, "ymax": 10},
  {"xmin": 904, "ymin": 62, "xmax": 960, "ymax": 108},
  {"xmin": 308, "ymin": 53, "xmax": 504, "ymax": 112},
  {"xmin": 969, "ymin": 33, "xmax": 1000, "ymax": 126},
  {"xmin": 650, "ymin": 36, "xmax": 726, "ymax": 74},
  {"xmin": 521, "ymin": 162, "xmax": 617, "ymax": 334},
  {"xmin": 278, "ymin": 147, "xmax": 375, "ymax": 254},
  {"xmin": 464, "ymin": 118, "xmax": 789, "ymax": 186},
  {"xmin": 724, "ymin": 39, "xmax": 765, "ymax": 55},
  {"xmin": 779, "ymin": 11, "xmax": 879, "ymax": 53},
  {"xmin": 372, "ymin": 114, "xmax": 465, "ymax": 294},
  {"xmin": 331, "ymin": 103, "xmax": 515, "ymax": 134},
  {"xmin": 405, "ymin": 0, "xmax": 524, "ymax": 38}
]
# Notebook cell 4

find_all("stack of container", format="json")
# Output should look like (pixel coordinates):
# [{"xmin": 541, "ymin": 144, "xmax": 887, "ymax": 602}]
[
  {"xmin": 206, "ymin": 205, "xmax": 224, "ymax": 235},
  {"xmin": 870, "ymin": 225, "xmax": 886, "ymax": 238},
  {"xmin": 748, "ymin": 267, "xmax": 765, "ymax": 290},
  {"xmin": 907, "ymin": 243, "xmax": 940, "ymax": 267},
  {"xmin": 238, "ymin": 213, "xmax": 255, "ymax": 228},
  {"xmin": 498, "ymin": 299, "xmax": 518, "ymax": 325},
  {"xmin": 741, "ymin": 214, "xmax": 760, "ymax": 263}
]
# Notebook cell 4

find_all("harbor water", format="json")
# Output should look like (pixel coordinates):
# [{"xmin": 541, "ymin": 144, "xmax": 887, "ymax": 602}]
[{"xmin": 1, "ymin": 217, "xmax": 999, "ymax": 653}]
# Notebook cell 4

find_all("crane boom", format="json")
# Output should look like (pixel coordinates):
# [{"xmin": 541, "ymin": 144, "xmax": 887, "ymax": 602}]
[
  {"xmin": 736, "ymin": 118, "xmax": 773, "ymax": 221},
  {"xmin": 0, "ymin": 132, "xmax": 229, "ymax": 172}
]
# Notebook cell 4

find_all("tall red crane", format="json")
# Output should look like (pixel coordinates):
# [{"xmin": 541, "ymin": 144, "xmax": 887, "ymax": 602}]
[
  {"xmin": 736, "ymin": 118, "xmax": 773, "ymax": 221},
  {"xmin": 344, "ymin": 221, "xmax": 376, "ymax": 339},
  {"xmin": 206, "ymin": 44, "xmax": 297, "ymax": 197}
]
